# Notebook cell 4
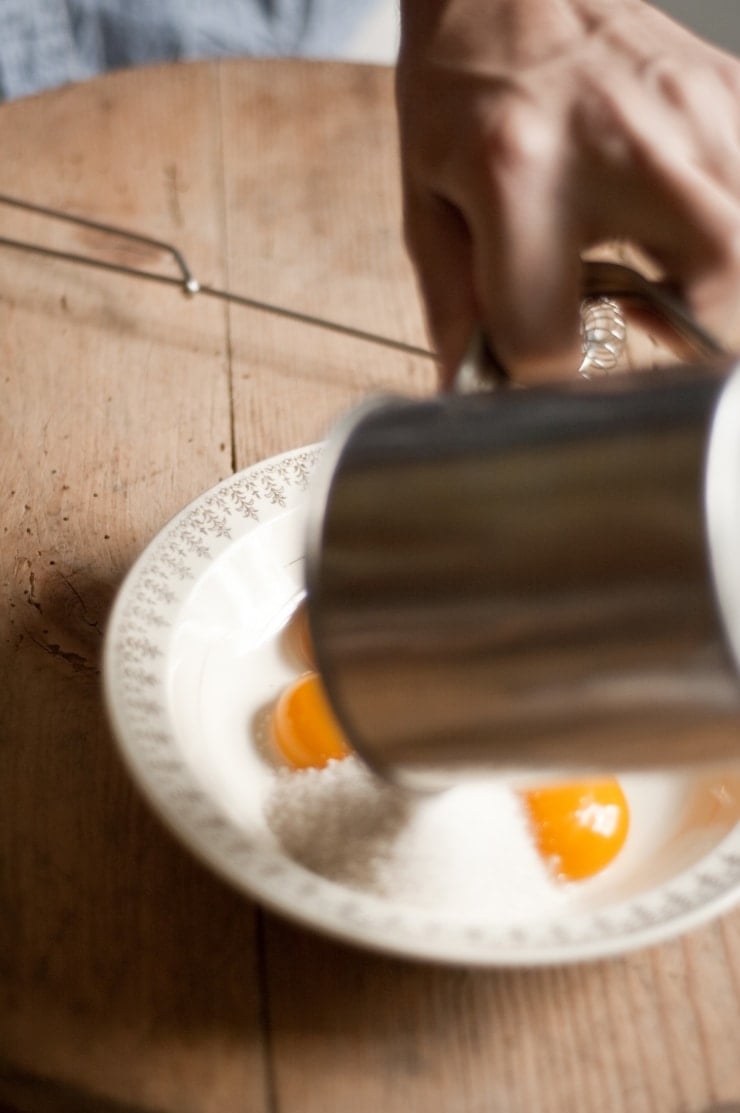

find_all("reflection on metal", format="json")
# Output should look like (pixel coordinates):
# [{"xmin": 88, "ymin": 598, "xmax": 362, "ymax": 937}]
[
  {"xmin": 578, "ymin": 297, "xmax": 627, "ymax": 378},
  {"xmin": 306, "ymin": 360, "xmax": 740, "ymax": 789}
]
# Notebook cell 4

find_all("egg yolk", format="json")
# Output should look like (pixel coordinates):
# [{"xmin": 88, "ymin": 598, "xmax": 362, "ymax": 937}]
[
  {"xmin": 272, "ymin": 671, "xmax": 351, "ymax": 770},
  {"xmin": 272, "ymin": 638, "xmax": 630, "ymax": 881},
  {"xmin": 289, "ymin": 600, "xmax": 315, "ymax": 669},
  {"xmin": 522, "ymin": 779, "xmax": 630, "ymax": 882}
]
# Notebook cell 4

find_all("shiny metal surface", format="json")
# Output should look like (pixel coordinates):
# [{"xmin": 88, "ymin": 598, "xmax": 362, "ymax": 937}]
[
  {"xmin": 305, "ymin": 361, "xmax": 740, "ymax": 788},
  {"xmin": 0, "ymin": 193, "xmax": 436, "ymax": 362},
  {"xmin": 452, "ymin": 262, "xmax": 725, "ymax": 393}
]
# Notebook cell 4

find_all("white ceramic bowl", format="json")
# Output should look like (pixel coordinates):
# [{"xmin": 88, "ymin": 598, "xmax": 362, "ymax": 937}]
[{"xmin": 103, "ymin": 446, "xmax": 740, "ymax": 966}]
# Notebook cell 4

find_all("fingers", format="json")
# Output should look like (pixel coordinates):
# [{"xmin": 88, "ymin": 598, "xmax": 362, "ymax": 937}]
[
  {"xmin": 581, "ymin": 85, "xmax": 740, "ymax": 347},
  {"xmin": 399, "ymin": 15, "xmax": 740, "ymax": 386},
  {"xmin": 639, "ymin": 183, "xmax": 740, "ymax": 348},
  {"xmin": 405, "ymin": 103, "xmax": 586, "ymax": 386},
  {"xmin": 465, "ymin": 107, "xmax": 583, "ymax": 382},
  {"xmin": 638, "ymin": 51, "xmax": 740, "ymax": 194},
  {"xmin": 464, "ymin": 80, "xmax": 740, "ymax": 374},
  {"xmin": 403, "ymin": 186, "xmax": 478, "ymax": 387},
  {"xmin": 642, "ymin": 171, "xmax": 740, "ymax": 345}
]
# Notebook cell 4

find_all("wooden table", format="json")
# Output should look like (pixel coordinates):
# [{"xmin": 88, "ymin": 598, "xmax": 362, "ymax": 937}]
[{"xmin": 2, "ymin": 57, "xmax": 740, "ymax": 1113}]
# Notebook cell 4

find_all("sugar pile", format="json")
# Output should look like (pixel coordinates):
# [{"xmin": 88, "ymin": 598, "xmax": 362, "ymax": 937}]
[{"xmin": 266, "ymin": 756, "xmax": 569, "ymax": 921}]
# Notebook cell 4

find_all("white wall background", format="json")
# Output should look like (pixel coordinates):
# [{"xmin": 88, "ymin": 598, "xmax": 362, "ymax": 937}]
[{"xmin": 650, "ymin": 0, "xmax": 740, "ymax": 54}]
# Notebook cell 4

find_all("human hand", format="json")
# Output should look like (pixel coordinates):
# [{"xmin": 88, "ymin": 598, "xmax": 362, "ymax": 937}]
[{"xmin": 396, "ymin": 0, "xmax": 740, "ymax": 385}]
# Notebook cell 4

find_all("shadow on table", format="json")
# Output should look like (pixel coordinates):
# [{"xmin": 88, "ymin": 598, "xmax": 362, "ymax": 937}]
[{"xmin": 0, "ymin": 565, "xmax": 266, "ymax": 1109}]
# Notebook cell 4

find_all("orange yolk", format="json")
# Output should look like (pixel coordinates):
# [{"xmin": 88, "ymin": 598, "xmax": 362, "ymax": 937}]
[
  {"xmin": 522, "ymin": 779, "xmax": 630, "ymax": 882},
  {"xmin": 288, "ymin": 600, "xmax": 316, "ymax": 669},
  {"xmin": 272, "ymin": 635, "xmax": 630, "ymax": 882},
  {"xmin": 272, "ymin": 672, "xmax": 351, "ymax": 770}
]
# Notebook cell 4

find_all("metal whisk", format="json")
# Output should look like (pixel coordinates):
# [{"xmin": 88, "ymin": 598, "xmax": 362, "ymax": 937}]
[
  {"xmin": 0, "ymin": 193, "xmax": 723, "ymax": 380},
  {"xmin": 578, "ymin": 297, "xmax": 627, "ymax": 378}
]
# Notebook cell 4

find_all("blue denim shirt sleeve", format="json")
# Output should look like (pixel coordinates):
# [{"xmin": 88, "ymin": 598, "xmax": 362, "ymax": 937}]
[{"xmin": 0, "ymin": 0, "xmax": 373, "ymax": 100}]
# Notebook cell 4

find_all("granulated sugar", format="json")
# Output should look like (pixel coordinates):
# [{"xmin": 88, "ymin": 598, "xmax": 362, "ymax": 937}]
[{"xmin": 266, "ymin": 756, "xmax": 569, "ymax": 921}]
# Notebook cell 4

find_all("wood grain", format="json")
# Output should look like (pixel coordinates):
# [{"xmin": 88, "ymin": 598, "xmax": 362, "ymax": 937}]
[
  {"xmin": 1, "ymin": 57, "xmax": 740, "ymax": 1113},
  {"xmin": 256, "ymin": 912, "xmax": 740, "ymax": 1113},
  {"xmin": 218, "ymin": 60, "xmax": 433, "ymax": 466},
  {"xmin": 0, "ymin": 62, "xmax": 266, "ymax": 1113}
]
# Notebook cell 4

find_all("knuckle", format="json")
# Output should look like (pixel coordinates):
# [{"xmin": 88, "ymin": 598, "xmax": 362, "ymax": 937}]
[
  {"xmin": 569, "ymin": 84, "xmax": 631, "ymax": 165},
  {"xmin": 479, "ymin": 101, "xmax": 553, "ymax": 174},
  {"xmin": 640, "ymin": 54, "xmax": 689, "ymax": 108}
]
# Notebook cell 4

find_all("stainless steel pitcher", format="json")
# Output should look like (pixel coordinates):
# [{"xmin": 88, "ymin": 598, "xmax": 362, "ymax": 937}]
[{"xmin": 304, "ymin": 269, "xmax": 740, "ymax": 789}]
